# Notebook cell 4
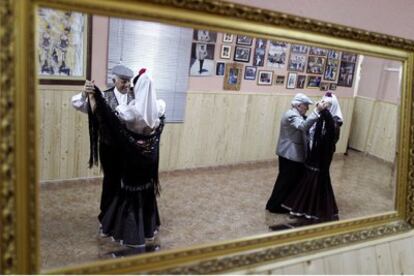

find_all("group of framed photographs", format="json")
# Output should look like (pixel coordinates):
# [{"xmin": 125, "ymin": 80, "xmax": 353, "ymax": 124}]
[
  {"xmin": 218, "ymin": 62, "xmax": 346, "ymax": 91},
  {"xmin": 195, "ymin": 30, "xmax": 358, "ymax": 91},
  {"xmin": 286, "ymin": 45, "xmax": 357, "ymax": 89},
  {"xmin": 285, "ymin": 73, "xmax": 337, "ymax": 91},
  {"xmin": 220, "ymin": 33, "xmax": 254, "ymax": 63}
]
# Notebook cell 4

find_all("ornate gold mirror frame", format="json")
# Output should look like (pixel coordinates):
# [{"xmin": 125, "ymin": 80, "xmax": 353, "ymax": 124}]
[{"xmin": 1, "ymin": 0, "xmax": 414, "ymax": 274}]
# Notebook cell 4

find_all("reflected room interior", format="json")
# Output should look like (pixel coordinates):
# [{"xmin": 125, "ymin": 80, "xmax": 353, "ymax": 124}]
[{"xmin": 38, "ymin": 8, "xmax": 400, "ymax": 270}]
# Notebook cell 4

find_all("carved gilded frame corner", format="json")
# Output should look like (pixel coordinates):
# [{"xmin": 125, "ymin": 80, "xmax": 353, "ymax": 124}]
[{"xmin": 1, "ymin": 0, "xmax": 413, "ymax": 274}]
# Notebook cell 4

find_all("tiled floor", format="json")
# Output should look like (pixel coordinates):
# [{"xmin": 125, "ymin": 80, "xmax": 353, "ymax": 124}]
[{"xmin": 40, "ymin": 150, "xmax": 395, "ymax": 270}]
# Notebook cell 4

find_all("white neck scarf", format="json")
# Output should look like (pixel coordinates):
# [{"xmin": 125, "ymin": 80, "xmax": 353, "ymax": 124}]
[{"xmin": 114, "ymin": 86, "xmax": 128, "ymax": 106}]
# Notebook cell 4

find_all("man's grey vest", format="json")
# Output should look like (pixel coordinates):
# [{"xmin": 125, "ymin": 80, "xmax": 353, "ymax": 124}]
[
  {"xmin": 103, "ymin": 87, "xmax": 134, "ymax": 109},
  {"xmin": 99, "ymin": 87, "xmax": 134, "ymax": 144}
]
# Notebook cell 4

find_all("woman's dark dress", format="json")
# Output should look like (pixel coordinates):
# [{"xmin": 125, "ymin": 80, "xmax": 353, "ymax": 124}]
[
  {"xmin": 282, "ymin": 109, "xmax": 342, "ymax": 222},
  {"xmin": 88, "ymin": 87, "xmax": 163, "ymax": 246}
]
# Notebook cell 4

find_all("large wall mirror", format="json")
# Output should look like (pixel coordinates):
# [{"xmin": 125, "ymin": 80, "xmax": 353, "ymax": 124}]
[{"xmin": 2, "ymin": 0, "xmax": 414, "ymax": 274}]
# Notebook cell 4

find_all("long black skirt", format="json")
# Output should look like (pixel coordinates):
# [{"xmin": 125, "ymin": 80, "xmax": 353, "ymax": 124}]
[
  {"xmin": 266, "ymin": 156, "xmax": 305, "ymax": 213},
  {"xmin": 100, "ymin": 185, "xmax": 160, "ymax": 247},
  {"xmin": 281, "ymin": 167, "xmax": 339, "ymax": 221}
]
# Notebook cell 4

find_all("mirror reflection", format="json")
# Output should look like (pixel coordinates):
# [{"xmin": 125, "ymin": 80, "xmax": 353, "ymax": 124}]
[{"xmin": 38, "ymin": 8, "xmax": 400, "ymax": 270}]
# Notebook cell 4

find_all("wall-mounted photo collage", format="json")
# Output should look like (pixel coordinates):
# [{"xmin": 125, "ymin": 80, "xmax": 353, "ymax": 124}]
[{"xmin": 189, "ymin": 29, "xmax": 358, "ymax": 91}]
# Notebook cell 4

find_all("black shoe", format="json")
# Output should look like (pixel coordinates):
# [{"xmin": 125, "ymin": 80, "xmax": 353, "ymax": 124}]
[
  {"xmin": 286, "ymin": 220, "xmax": 315, "ymax": 228},
  {"xmin": 269, "ymin": 223, "xmax": 292, "ymax": 231},
  {"xmin": 110, "ymin": 247, "xmax": 146, "ymax": 258}
]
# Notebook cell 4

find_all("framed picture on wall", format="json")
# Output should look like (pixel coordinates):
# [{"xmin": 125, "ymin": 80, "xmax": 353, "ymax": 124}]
[
  {"xmin": 296, "ymin": 75, "xmax": 306, "ymax": 89},
  {"xmin": 290, "ymin": 44, "xmax": 309, "ymax": 54},
  {"xmin": 236, "ymin": 35, "xmax": 253, "ymax": 45},
  {"xmin": 327, "ymin": 49, "xmax": 341, "ymax": 59},
  {"xmin": 190, "ymin": 43, "xmax": 215, "ymax": 76},
  {"xmin": 234, "ymin": 46, "xmax": 251, "ymax": 62},
  {"xmin": 223, "ymin": 63, "xmax": 243, "ymax": 90},
  {"xmin": 320, "ymin": 82, "xmax": 330, "ymax": 91},
  {"xmin": 37, "ymin": 8, "xmax": 91, "ymax": 85},
  {"xmin": 267, "ymin": 41, "xmax": 288, "ymax": 68},
  {"xmin": 306, "ymin": 75, "xmax": 322, "ymax": 88},
  {"xmin": 324, "ymin": 59, "xmax": 340, "ymax": 81},
  {"xmin": 255, "ymin": 38, "xmax": 267, "ymax": 50},
  {"xmin": 275, "ymin": 75, "xmax": 285, "ymax": 85},
  {"xmin": 286, "ymin": 72, "xmax": 297, "ymax": 89},
  {"xmin": 257, "ymin": 70, "xmax": 273, "ymax": 85},
  {"xmin": 329, "ymin": 83, "xmax": 337, "ymax": 90},
  {"xmin": 220, "ymin": 44, "xmax": 232, "ymax": 59},
  {"xmin": 252, "ymin": 38, "xmax": 267, "ymax": 67},
  {"xmin": 337, "ymin": 61, "xmax": 356, "ymax": 87},
  {"xmin": 287, "ymin": 53, "xmax": 307, "ymax": 72},
  {"xmin": 193, "ymin": 29, "xmax": 217, "ymax": 43},
  {"xmin": 307, "ymin": 56, "xmax": 326, "ymax": 74},
  {"xmin": 252, "ymin": 48, "xmax": 265, "ymax": 66},
  {"xmin": 216, "ymin": 62, "xmax": 225, "ymax": 76},
  {"xmin": 222, "ymin": 33, "xmax": 234, "ymax": 43},
  {"xmin": 341, "ymin": 52, "xmax": 357, "ymax": 62},
  {"xmin": 309, "ymin": 47, "xmax": 328, "ymax": 56},
  {"xmin": 244, "ymin": 66, "xmax": 257, "ymax": 80}
]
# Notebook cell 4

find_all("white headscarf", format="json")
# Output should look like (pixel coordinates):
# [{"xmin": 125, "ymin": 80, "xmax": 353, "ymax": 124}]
[
  {"xmin": 116, "ymin": 71, "xmax": 166, "ymax": 134},
  {"xmin": 322, "ymin": 92, "xmax": 343, "ymax": 122},
  {"xmin": 309, "ymin": 92, "xmax": 343, "ymax": 149}
]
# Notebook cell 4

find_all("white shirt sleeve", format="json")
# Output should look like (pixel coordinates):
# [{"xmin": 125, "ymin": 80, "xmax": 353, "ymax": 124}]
[
  {"xmin": 71, "ymin": 92, "xmax": 89, "ymax": 113},
  {"xmin": 157, "ymin": 99, "xmax": 166, "ymax": 117}
]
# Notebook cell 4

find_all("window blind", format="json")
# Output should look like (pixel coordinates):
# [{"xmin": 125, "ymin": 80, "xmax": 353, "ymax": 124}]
[{"xmin": 107, "ymin": 18, "xmax": 193, "ymax": 122}]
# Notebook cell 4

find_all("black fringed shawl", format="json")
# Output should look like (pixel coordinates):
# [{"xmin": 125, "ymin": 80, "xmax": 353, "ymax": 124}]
[
  {"xmin": 88, "ymin": 99, "xmax": 99, "ymax": 168},
  {"xmin": 306, "ymin": 109, "xmax": 341, "ymax": 172},
  {"xmin": 87, "ymin": 86, "xmax": 164, "ymax": 195}
]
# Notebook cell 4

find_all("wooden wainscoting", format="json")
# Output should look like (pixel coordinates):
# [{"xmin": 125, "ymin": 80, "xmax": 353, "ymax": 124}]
[
  {"xmin": 40, "ymin": 86, "xmax": 102, "ymax": 181},
  {"xmin": 39, "ymin": 87, "xmax": 355, "ymax": 181},
  {"xmin": 349, "ymin": 96, "xmax": 398, "ymax": 163}
]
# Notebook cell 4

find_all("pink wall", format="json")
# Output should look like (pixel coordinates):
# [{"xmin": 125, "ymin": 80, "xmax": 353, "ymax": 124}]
[
  {"xmin": 91, "ymin": 16, "xmax": 109, "ymax": 88},
  {"xmin": 91, "ymin": 1, "xmax": 410, "ymax": 102}
]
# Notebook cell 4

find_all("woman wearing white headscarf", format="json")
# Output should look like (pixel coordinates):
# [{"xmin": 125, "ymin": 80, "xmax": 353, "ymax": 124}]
[
  {"xmin": 282, "ymin": 92, "xmax": 343, "ymax": 223},
  {"xmin": 116, "ymin": 69, "xmax": 166, "ymax": 135},
  {"xmin": 96, "ymin": 69, "xmax": 166, "ymax": 248}
]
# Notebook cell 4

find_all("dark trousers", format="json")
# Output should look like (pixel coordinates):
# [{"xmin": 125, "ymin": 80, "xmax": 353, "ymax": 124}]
[
  {"xmin": 199, "ymin": 59, "xmax": 204, "ymax": 73},
  {"xmin": 266, "ymin": 156, "xmax": 305, "ymax": 213},
  {"xmin": 98, "ymin": 142, "xmax": 122, "ymax": 222}
]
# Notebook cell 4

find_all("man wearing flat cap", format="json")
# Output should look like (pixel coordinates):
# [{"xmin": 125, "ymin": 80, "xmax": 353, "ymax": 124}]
[
  {"xmin": 266, "ymin": 93, "xmax": 326, "ymax": 214},
  {"xmin": 71, "ymin": 64, "xmax": 135, "ymax": 225}
]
